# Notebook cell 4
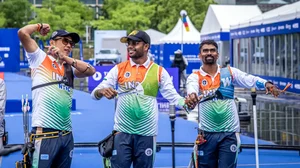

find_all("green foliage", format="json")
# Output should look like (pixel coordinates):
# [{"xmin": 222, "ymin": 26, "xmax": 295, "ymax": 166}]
[
  {"xmin": 92, "ymin": 0, "xmax": 155, "ymax": 33},
  {"xmin": 0, "ymin": 0, "xmax": 32, "ymax": 28},
  {"xmin": 29, "ymin": 0, "xmax": 94, "ymax": 40},
  {"xmin": 93, "ymin": 0, "xmax": 214, "ymax": 34},
  {"xmin": 149, "ymin": 0, "xmax": 215, "ymax": 33},
  {"xmin": 0, "ymin": 12, "xmax": 6, "ymax": 27}
]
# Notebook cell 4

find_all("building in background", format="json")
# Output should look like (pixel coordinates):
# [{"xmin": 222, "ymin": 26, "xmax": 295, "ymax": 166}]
[
  {"xmin": 214, "ymin": 0, "xmax": 257, "ymax": 5},
  {"xmin": 200, "ymin": 5, "xmax": 262, "ymax": 66},
  {"xmin": 230, "ymin": 1, "xmax": 300, "ymax": 93},
  {"xmin": 215, "ymin": 0, "xmax": 300, "ymax": 12}
]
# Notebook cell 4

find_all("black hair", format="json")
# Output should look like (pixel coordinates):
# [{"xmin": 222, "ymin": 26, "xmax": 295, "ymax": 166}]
[{"xmin": 199, "ymin": 40, "xmax": 218, "ymax": 51}]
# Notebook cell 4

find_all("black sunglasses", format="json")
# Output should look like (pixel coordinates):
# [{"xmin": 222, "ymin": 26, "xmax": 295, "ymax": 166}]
[{"xmin": 54, "ymin": 37, "xmax": 75, "ymax": 48}]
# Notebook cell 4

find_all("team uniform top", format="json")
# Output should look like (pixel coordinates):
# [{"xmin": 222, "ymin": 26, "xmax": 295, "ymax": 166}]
[
  {"xmin": 187, "ymin": 65, "xmax": 267, "ymax": 132},
  {"xmin": 91, "ymin": 58, "xmax": 185, "ymax": 136},
  {"xmin": 26, "ymin": 48, "xmax": 73, "ymax": 131}
]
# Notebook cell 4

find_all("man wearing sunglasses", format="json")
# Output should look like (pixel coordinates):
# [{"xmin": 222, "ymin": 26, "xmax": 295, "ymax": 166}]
[
  {"xmin": 18, "ymin": 23, "xmax": 95, "ymax": 168},
  {"xmin": 91, "ymin": 30, "xmax": 200, "ymax": 168}
]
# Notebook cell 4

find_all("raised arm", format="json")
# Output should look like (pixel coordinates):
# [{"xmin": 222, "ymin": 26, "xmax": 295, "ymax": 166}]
[
  {"xmin": 18, "ymin": 23, "xmax": 50, "ymax": 53},
  {"xmin": 231, "ymin": 67, "xmax": 280, "ymax": 97}
]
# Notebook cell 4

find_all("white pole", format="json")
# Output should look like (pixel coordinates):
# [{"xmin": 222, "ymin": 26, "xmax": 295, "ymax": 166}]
[
  {"xmin": 86, "ymin": 25, "xmax": 89, "ymax": 45},
  {"xmin": 253, "ymin": 104, "xmax": 259, "ymax": 168},
  {"xmin": 180, "ymin": 10, "xmax": 187, "ymax": 53},
  {"xmin": 181, "ymin": 20, "xmax": 183, "ymax": 52},
  {"xmin": 251, "ymin": 88, "xmax": 259, "ymax": 168}
]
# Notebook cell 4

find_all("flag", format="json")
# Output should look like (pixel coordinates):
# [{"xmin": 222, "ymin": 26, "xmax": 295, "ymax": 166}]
[{"xmin": 182, "ymin": 14, "xmax": 190, "ymax": 32}]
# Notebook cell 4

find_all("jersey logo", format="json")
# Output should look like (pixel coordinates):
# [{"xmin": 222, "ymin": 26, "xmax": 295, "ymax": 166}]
[
  {"xmin": 124, "ymin": 81, "xmax": 140, "ymax": 90},
  {"xmin": 52, "ymin": 72, "xmax": 63, "ymax": 81},
  {"xmin": 230, "ymin": 144, "xmax": 237, "ymax": 152},
  {"xmin": 202, "ymin": 79, "xmax": 208, "ymax": 86},
  {"xmin": 221, "ymin": 77, "xmax": 231, "ymax": 87},
  {"xmin": 145, "ymin": 148, "xmax": 153, "ymax": 156},
  {"xmin": 52, "ymin": 63, "xmax": 57, "ymax": 69},
  {"xmin": 124, "ymin": 71, "xmax": 131, "ymax": 78}
]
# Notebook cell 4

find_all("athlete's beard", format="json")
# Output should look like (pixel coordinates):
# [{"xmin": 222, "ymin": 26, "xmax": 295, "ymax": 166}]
[
  {"xmin": 129, "ymin": 48, "xmax": 143, "ymax": 59},
  {"xmin": 203, "ymin": 55, "xmax": 216, "ymax": 65}
]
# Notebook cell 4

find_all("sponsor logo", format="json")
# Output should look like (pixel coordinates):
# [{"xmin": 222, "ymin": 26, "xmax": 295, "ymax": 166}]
[
  {"xmin": 221, "ymin": 77, "xmax": 231, "ymax": 87},
  {"xmin": 294, "ymin": 84, "xmax": 300, "ymax": 90},
  {"xmin": 112, "ymin": 150, "xmax": 117, "ymax": 156},
  {"xmin": 40, "ymin": 154, "xmax": 49, "ymax": 160},
  {"xmin": 199, "ymin": 150, "xmax": 204, "ymax": 156},
  {"xmin": 92, "ymin": 71, "xmax": 102, "ymax": 81}
]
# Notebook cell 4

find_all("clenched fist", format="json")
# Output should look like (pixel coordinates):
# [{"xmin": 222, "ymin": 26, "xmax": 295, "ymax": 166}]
[
  {"xmin": 97, "ymin": 87, "xmax": 118, "ymax": 100},
  {"xmin": 185, "ymin": 93, "xmax": 203, "ymax": 110},
  {"xmin": 38, "ymin": 23, "xmax": 51, "ymax": 36}
]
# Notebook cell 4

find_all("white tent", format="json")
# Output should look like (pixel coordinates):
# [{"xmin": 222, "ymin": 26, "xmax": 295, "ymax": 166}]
[
  {"xmin": 201, "ymin": 5, "xmax": 262, "ymax": 35},
  {"xmin": 145, "ymin": 29, "xmax": 166, "ymax": 45},
  {"xmin": 159, "ymin": 16, "xmax": 200, "ymax": 44},
  {"xmin": 231, "ymin": 1, "xmax": 300, "ymax": 29}
]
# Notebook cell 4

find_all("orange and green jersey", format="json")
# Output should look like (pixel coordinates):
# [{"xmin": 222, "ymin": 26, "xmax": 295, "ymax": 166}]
[
  {"xmin": 91, "ymin": 58, "xmax": 185, "ymax": 136},
  {"xmin": 26, "ymin": 48, "xmax": 73, "ymax": 131},
  {"xmin": 187, "ymin": 65, "xmax": 267, "ymax": 132}
]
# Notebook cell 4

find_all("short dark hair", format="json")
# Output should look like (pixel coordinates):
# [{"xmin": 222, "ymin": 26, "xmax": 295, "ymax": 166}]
[{"xmin": 199, "ymin": 40, "xmax": 218, "ymax": 51}]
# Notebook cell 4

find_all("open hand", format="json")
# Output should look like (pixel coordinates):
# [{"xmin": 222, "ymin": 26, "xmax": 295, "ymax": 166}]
[{"xmin": 265, "ymin": 83, "xmax": 281, "ymax": 98}]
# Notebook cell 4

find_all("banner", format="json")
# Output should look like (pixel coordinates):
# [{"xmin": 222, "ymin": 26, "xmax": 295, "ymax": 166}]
[
  {"xmin": 88, "ymin": 66, "xmax": 180, "ymax": 112},
  {"xmin": 258, "ymin": 75, "xmax": 300, "ymax": 94},
  {"xmin": 79, "ymin": 40, "xmax": 83, "ymax": 60},
  {"xmin": 231, "ymin": 18, "xmax": 300, "ymax": 39},
  {"xmin": 0, "ymin": 28, "xmax": 20, "ymax": 72}
]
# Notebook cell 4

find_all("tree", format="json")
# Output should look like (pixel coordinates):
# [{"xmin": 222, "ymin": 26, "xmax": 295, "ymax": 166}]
[
  {"xmin": 149, "ymin": 0, "xmax": 215, "ymax": 33},
  {"xmin": 0, "ymin": 0, "xmax": 32, "ymax": 28},
  {"xmin": 91, "ymin": 0, "xmax": 155, "ymax": 33},
  {"xmin": 0, "ymin": 12, "xmax": 6, "ymax": 27},
  {"xmin": 29, "ymin": 0, "xmax": 94, "ymax": 40}
]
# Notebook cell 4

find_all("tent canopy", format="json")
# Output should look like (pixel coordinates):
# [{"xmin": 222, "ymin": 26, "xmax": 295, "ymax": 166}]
[
  {"xmin": 145, "ymin": 29, "xmax": 166, "ymax": 45},
  {"xmin": 259, "ymin": 0, "xmax": 287, "ymax": 4},
  {"xmin": 201, "ymin": 5, "xmax": 262, "ymax": 35},
  {"xmin": 231, "ymin": 1, "xmax": 300, "ymax": 29},
  {"xmin": 159, "ymin": 16, "xmax": 200, "ymax": 44}
]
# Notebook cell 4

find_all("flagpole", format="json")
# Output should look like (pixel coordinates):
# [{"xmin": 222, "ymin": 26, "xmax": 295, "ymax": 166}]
[
  {"xmin": 180, "ymin": 10, "xmax": 187, "ymax": 53},
  {"xmin": 181, "ymin": 20, "xmax": 183, "ymax": 52}
]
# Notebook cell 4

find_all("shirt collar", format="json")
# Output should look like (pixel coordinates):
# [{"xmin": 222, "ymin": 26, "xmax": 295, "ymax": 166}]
[
  {"xmin": 129, "ymin": 57, "xmax": 151, "ymax": 68},
  {"xmin": 199, "ymin": 64, "xmax": 221, "ymax": 77},
  {"xmin": 49, "ymin": 55, "xmax": 57, "ymax": 62},
  {"xmin": 48, "ymin": 55, "xmax": 65, "ymax": 66}
]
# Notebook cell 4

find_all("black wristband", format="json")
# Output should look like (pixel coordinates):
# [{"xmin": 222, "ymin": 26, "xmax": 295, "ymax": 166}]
[
  {"xmin": 71, "ymin": 58, "xmax": 77, "ymax": 67},
  {"xmin": 40, "ymin": 23, "xmax": 43, "ymax": 30}
]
